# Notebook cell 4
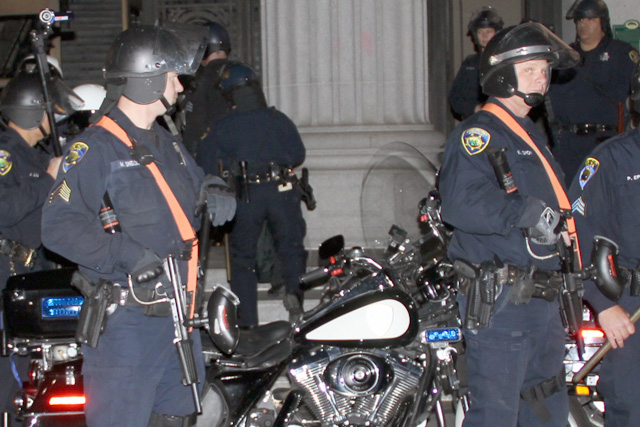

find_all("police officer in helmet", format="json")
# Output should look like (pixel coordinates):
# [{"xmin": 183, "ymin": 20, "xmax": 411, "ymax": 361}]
[
  {"xmin": 568, "ymin": 65, "xmax": 640, "ymax": 426},
  {"xmin": 440, "ymin": 22, "xmax": 579, "ymax": 426},
  {"xmin": 0, "ymin": 69, "xmax": 71, "ymax": 420},
  {"xmin": 41, "ymin": 25, "xmax": 236, "ymax": 426},
  {"xmin": 181, "ymin": 21, "xmax": 232, "ymax": 156},
  {"xmin": 197, "ymin": 61, "xmax": 307, "ymax": 328},
  {"xmin": 448, "ymin": 6, "xmax": 504, "ymax": 121},
  {"xmin": 548, "ymin": 0, "xmax": 639, "ymax": 185}
]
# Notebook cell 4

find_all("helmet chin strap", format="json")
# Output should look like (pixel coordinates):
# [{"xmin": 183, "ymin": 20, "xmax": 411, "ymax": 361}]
[
  {"xmin": 160, "ymin": 96, "xmax": 176, "ymax": 115},
  {"xmin": 514, "ymin": 90, "xmax": 544, "ymax": 107}
]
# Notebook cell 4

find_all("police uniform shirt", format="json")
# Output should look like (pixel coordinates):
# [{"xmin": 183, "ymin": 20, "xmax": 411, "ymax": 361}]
[
  {"xmin": 41, "ymin": 107, "xmax": 204, "ymax": 285},
  {"xmin": 439, "ymin": 98, "xmax": 564, "ymax": 271},
  {"xmin": 448, "ymin": 52, "xmax": 487, "ymax": 121},
  {"xmin": 569, "ymin": 128, "xmax": 640, "ymax": 313},
  {"xmin": 549, "ymin": 35, "xmax": 639, "ymax": 127},
  {"xmin": 0, "ymin": 127, "xmax": 54, "ymax": 283},
  {"xmin": 197, "ymin": 107, "xmax": 305, "ymax": 175},
  {"xmin": 182, "ymin": 58, "xmax": 229, "ymax": 155}
]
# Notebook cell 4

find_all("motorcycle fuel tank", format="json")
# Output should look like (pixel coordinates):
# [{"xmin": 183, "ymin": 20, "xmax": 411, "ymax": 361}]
[{"xmin": 296, "ymin": 270, "xmax": 419, "ymax": 348}]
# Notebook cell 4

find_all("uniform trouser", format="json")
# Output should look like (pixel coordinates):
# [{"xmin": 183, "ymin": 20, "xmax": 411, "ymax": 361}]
[
  {"xmin": 551, "ymin": 131, "xmax": 615, "ymax": 187},
  {"xmin": 82, "ymin": 306, "xmax": 205, "ymax": 427},
  {"xmin": 459, "ymin": 289, "xmax": 568, "ymax": 427},
  {"xmin": 597, "ymin": 291, "xmax": 640, "ymax": 427},
  {"xmin": 229, "ymin": 183, "xmax": 307, "ymax": 327}
]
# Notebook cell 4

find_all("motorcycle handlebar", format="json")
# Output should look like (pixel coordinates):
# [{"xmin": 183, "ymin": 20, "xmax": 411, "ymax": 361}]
[{"xmin": 299, "ymin": 266, "xmax": 331, "ymax": 290}]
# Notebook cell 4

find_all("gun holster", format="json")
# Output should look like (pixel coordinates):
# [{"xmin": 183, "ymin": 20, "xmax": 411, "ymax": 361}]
[
  {"xmin": 72, "ymin": 271, "xmax": 115, "ymax": 348},
  {"xmin": 455, "ymin": 259, "xmax": 498, "ymax": 330}
]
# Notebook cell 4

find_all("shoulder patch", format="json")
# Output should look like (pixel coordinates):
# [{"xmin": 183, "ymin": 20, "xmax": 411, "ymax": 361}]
[
  {"xmin": 63, "ymin": 142, "xmax": 89, "ymax": 173},
  {"xmin": 49, "ymin": 179, "xmax": 72, "ymax": 203},
  {"xmin": 0, "ymin": 150, "xmax": 12, "ymax": 176},
  {"xmin": 630, "ymin": 49, "xmax": 639, "ymax": 64},
  {"xmin": 578, "ymin": 157, "xmax": 600, "ymax": 189},
  {"xmin": 461, "ymin": 127, "xmax": 491, "ymax": 155}
]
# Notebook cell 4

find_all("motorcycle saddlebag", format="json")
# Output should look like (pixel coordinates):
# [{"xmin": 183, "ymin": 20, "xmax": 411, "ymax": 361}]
[{"xmin": 2, "ymin": 268, "xmax": 83, "ymax": 339}]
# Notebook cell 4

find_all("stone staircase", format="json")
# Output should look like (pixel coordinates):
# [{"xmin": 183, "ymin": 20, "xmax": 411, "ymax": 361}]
[{"xmin": 202, "ymin": 245, "xmax": 321, "ymax": 324}]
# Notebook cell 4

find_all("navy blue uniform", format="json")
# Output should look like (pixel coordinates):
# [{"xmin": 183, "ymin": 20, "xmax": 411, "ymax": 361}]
[
  {"xmin": 548, "ymin": 36, "xmax": 639, "ymax": 185},
  {"xmin": 182, "ymin": 58, "xmax": 228, "ymax": 156},
  {"xmin": 569, "ymin": 129, "xmax": 640, "ymax": 426},
  {"xmin": 41, "ymin": 108, "xmax": 205, "ymax": 426},
  {"xmin": 0, "ymin": 127, "xmax": 54, "ymax": 414},
  {"xmin": 448, "ymin": 53, "xmax": 487, "ymax": 121},
  {"xmin": 440, "ymin": 98, "xmax": 568, "ymax": 426},
  {"xmin": 197, "ymin": 107, "xmax": 306, "ymax": 327}
]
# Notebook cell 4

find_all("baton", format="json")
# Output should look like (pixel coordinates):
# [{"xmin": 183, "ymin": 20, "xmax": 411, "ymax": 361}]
[{"xmin": 572, "ymin": 305, "xmax": 640, "ymax": 384}]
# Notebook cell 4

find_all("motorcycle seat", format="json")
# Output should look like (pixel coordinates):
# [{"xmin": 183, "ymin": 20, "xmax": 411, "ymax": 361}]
[{"xmin": 235, "ymin": 321, "xmax": 292, "ymax": 357}]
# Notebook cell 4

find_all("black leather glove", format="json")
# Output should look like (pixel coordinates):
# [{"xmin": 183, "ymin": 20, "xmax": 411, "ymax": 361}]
[
  {"xmin": 131, "ymin": 250, "xmax": 166, "ymax": 287},
  {"xmin": 197, "ymin": 175, "xmax": 237, "ymax": 226},
  {"xmin": 517, "ymin": 199, "xmax": 561, "ymax": 246}
]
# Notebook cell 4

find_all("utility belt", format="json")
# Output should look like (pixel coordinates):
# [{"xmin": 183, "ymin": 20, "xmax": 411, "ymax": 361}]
[
  {"xmin": 618, "ymin": 266, "xmax": 640, "ymax": 297},
  {"xmin": 222, "ymin": 160, "xmax": 316, "ymax": 209},
  {"xmin": 0, "ymin": 238, "xmax": 37, "ymax": 268},
  {"xmin": 71, "ymin": 271, "xmax": 171, "ymax": 347},
  {"xmin": 244, "ymin": 167, "xmax": 295, "ymax": 185},
  {"xmin": 556, "ymin": 122, "xmax": 618, "ymax": 136},
  {"xmin": 455, "ymin": 260, "xmax": 562, "ymax": 330}
]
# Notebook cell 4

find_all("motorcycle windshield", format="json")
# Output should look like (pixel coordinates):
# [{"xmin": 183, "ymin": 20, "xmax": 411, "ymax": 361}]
[{"xmin": 360, "ymin": 141, "xmax": 439, "ymax": 259}]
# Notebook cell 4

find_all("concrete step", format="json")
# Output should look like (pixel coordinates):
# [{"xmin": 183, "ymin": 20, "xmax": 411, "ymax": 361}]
[{"xmin": 202, "ymin": 245, "xmax": 323, "ymax": 325}]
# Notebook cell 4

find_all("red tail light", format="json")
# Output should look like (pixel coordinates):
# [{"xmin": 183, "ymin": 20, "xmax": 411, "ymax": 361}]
[
  {"xmin": 581, "ymin": 329, "xmax": 605, "ymax": 339},
  {"xmin": 49, "ymin": 395, "xmax": 86, "ymax": 406}
]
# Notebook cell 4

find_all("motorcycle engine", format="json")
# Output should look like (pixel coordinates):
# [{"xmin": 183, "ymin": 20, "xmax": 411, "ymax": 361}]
[{"xmin": 289, "ymin": 346, "xmax": 424, "ymax": 426}]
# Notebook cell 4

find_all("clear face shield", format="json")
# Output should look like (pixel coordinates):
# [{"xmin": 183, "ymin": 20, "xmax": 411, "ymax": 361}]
[{"xmin": 488, "ymin": 23, "xmax": 579, "ymax": 71}]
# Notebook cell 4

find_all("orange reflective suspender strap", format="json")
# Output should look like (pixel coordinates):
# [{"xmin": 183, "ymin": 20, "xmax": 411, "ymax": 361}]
[
  {"xmin": 95, "ymin": 116, "xmax": 199, "ymax": 322},
  {"xmin": 482, "ymin": 103, "xmax": 583, "ymax": 267}
]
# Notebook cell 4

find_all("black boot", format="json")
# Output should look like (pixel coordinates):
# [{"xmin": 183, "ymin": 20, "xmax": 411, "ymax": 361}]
[{"xmin": 283, "ymin": 293, "xmax": 303, "ymax": 323}]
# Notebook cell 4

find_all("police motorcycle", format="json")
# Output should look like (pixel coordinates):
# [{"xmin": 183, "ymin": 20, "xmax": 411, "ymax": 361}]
[
  {"xmin": 2, "ymin": 268, "xmax": 86, "ymax": 426},
  {"xmin": 198, "ymin": 142, "xmax": 466, "ymax": 427},
  {"xmin": 564, "ymin": 305, "xmax": 606, "ymax": 427}
]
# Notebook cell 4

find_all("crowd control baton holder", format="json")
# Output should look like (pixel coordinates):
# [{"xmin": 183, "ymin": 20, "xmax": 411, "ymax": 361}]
[{"xmin": 163, "ymin": 256, "xmax": 203, "ymax": 414}]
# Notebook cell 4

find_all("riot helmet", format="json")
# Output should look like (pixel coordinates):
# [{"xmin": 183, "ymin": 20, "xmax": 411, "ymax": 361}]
[
  {"xmin": 468, "ymin": 7, "xmax": 504, "ymax": 48},
  {"xmin": 204, "ymin": 21, "xmax": 231, "ymax": 57},
  {"xmin": 480, "ymin": 22, "xmax": 579, "ymax": 107},
  {"xmin": 63, "ymin": 84, "xmax": 107, "ymax": 136},
  {"xmin": 103, "ymin": 24, "xmax": 207, "ymax": 107},
  {"xmin": 566, "ymin": 0, "xmax": 612, "ymax": 38},
  {"xmin": 17, "ymin": 54, "xmax": 63, "ymax": 79},
  {"xmin": 0, "ymin": 71, "xmax": 82, "ymax": 131},
  {"xmin": 219, "ymin": 62, "xmax": 267, "ymax": 112}
]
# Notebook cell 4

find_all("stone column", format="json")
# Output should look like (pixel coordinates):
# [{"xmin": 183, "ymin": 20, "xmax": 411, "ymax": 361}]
[{"xmin": 261, "ymin": 0, "xmax": 445, "ymax": 248}]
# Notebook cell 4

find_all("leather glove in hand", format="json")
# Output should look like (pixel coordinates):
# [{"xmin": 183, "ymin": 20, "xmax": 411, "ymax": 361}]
[
  {"xmin": 198, "ymin": 175, "xmax": 237, "ymax": 226},
  {"xmin": 517, "ymin": 199, "xmax": 561, "ymax": 246},
  {"xmin": 131, "ymin": 250, "xmax": 167, "ymax": 289}
]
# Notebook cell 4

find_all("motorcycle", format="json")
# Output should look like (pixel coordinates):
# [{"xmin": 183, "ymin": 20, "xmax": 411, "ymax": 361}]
[
  {"xmin": 564, "ymin": 304, "xmax": 606, "ymax": 427},
  {"xmin": 1, "ymin": 268, "xmax": 86, "ymax": 426},
  {"xmin": 198, "ymin": 142, "xmax": 467, "ymax": 426}
]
